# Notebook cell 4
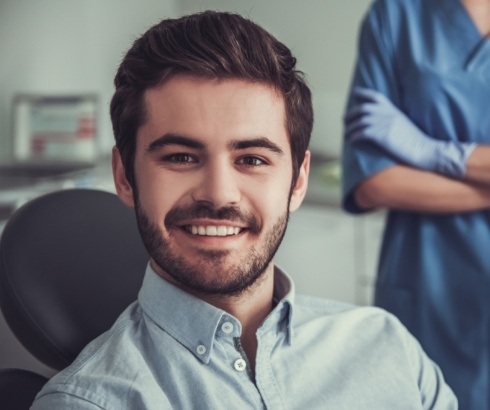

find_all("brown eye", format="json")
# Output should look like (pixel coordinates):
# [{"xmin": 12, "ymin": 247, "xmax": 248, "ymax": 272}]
[
  {"xmin": 238, "ymin": 156, "xmax": 266, "ymax": 166},
  {"xmin": 163, "ymin": 153, "xmax": 196, "ymax": 163}
]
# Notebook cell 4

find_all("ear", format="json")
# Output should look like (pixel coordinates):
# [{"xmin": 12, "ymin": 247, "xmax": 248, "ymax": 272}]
[
  {"xmin": 289, "ymin": 150, "xmax": 310, "ymax": 212},
  {"xmin": 112, "ymin": 146, "xmax": 135, "ymax": 208}
]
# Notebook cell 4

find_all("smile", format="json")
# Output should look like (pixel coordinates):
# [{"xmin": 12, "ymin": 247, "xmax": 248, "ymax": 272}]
[{"xmin": 183, "ymin": 225, "xmax": 243, "ymax": 237}]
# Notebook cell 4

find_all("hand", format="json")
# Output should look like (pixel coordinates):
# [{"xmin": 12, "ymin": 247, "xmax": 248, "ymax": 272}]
[{"xmin": 345, "ymin": 87, "xmax": 476, "ymax": 178}]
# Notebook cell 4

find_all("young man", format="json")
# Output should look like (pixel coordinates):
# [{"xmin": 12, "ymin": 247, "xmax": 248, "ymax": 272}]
[{"xmin": 32, "ymin": 11, "xmax": 456, "ymax": 409}]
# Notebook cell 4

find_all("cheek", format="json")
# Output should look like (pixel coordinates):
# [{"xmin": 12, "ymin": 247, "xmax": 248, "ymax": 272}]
[
  {"xmin": 134, "ymin": 174, "xmax": 176, "ymax": 226},
  {"xmin": 246, "ymin": 177, "xmax": 291, "ymax": 220}
]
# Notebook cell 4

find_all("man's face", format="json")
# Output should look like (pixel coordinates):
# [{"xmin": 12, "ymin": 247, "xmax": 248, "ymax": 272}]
[{"xmin": 113, "ymin": 75, "xmax": 309, "ymax": 296}]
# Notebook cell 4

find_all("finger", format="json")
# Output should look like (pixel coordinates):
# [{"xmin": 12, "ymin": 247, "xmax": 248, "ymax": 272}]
[
  {"xmin": 344, "ymin": 101, "xmax": 379, "ymax": 123},
  {"xmin": 349, "ymin": 127, "xmax": 382, "ymax": 145},
  {"xmin": 352, "ymin": 87, "xmax": 383, "ymax": 102},
  {"xmin": 344, "ymin": 115, "xmax": 373, "ymax": 137},
  {"xmin": 344, "ymin": 105, "xmax": 364, "ymax": 123}
]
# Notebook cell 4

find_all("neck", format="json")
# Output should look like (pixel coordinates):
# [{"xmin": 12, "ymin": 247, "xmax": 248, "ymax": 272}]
[{"xmin": 461, "ymin": 0, "xmax": 490, "ymax": 36}]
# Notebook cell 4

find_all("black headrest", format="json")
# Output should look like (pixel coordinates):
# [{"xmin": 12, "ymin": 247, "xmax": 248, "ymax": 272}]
[
  {"xmin": 0, "ymin": 189, "xmax": 148, "ymax": 370},
  {"xmin": 0, "ymin": 369, "xmax": 49, "ymax": 410}
]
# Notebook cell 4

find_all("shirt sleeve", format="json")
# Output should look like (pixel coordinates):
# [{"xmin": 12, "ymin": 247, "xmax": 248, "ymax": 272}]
[
  {"xmin": 404, "ymin": 328, "xmax": 458, "ymax": 409},
  {"xmin": 342, "ymin": 0, "xmax": 402, "ymax": 213}
]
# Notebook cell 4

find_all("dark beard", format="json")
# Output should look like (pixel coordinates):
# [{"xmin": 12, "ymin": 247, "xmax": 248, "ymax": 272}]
[{"xmin": 134, "ymin": 200, "xmax": 289, "ymax": 297}]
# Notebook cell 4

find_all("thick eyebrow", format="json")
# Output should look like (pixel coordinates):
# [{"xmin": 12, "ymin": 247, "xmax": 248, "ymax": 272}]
[
  {"xmin": 146, "ymin": 133, "xmax": 205, "ymax": 152},
  {"xmin": 228, "ymin": 137, "xmax": 284, "ymax": 155}
]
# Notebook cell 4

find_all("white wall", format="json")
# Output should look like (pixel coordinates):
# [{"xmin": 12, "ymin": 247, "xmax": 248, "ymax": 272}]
[
  {"xmin": 0, "ymin": 0, "xmax": 180, "ymax": 160},
  {"xmin": 0, "ymin": 0, "xmax": 372, "ymax": 161}
]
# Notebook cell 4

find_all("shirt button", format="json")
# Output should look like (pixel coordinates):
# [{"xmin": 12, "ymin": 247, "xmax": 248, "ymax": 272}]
[
  {"xmin": 196, "ymin": 345, "xmax": 207, "ymax": 355},
  {"xmin": 234, "ymin": 358, "xmax": 247, "ymax": 372},
  {"xmin": 221, "ymin": 321, "xmax": 234, "ymax": 334}
]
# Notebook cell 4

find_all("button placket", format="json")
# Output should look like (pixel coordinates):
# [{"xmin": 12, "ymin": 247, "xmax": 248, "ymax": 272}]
[{"xmin": 217, "ymin": 319, "xmax": 253, "ymax": 377}]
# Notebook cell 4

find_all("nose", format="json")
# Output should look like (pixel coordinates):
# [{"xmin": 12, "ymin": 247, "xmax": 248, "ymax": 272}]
[{"xmin": 191, "ymin": 160, "xmax": 241, "ymax": 208}]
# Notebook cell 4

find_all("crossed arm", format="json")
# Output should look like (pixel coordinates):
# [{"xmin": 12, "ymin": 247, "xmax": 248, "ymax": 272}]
[
  {"xmin": 347, "ymin": 88, "xmax": 490, "ymax": 213},
  {"xmin": 354, "ymin": 162, "xmax": 490, "ymax": 214}
]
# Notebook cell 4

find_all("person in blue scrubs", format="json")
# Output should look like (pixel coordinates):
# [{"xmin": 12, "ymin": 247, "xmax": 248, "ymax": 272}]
[{"xmin": 342, "ymin": 0, "xmax": 490, "ymax": 408}]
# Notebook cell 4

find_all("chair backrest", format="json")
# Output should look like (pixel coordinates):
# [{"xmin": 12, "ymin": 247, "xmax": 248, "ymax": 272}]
[
  {"xmin": 0, "ymin": 369, "xmax": 49, "ymax": 410},
  {"xmin": 0, "ymin": 188, "xmax": 148, "ymax": 371}
]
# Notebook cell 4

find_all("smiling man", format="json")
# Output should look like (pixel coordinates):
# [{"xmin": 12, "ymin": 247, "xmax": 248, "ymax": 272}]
[
  {"xmin": 32, "ymin": 11, "xmax": 456, "ymax": 409},
  {"xmin": 128, "ymin": 76, "xmax": 298, "ymax": 302}
]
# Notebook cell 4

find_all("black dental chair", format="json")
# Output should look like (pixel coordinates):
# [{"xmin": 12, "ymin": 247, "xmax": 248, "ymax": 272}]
[{"xmin": 0, "ymin": 188, "xmax": 148, "ymax": 409}]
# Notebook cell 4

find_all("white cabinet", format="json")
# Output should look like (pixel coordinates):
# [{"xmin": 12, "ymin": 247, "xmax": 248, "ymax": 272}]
[
  {"xmin": 352, "ymin": 211, "xmax": 385, "ymax": 305},
  {"xmin": 275, "ymin": 205, "xmax": 385, "ymax": 306},
  {"xmin": 274, "ymin": 205, "xmax": 358, "ymax": 304}
]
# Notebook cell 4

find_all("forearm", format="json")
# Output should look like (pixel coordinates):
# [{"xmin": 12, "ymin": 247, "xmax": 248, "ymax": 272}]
[
  {"xmin": 465, "ymin": 145, "xmax": 490, "ymax": 186},
  {"xmin": 355, "ymin": 165, "xmax": 490, "ymax": 213}
]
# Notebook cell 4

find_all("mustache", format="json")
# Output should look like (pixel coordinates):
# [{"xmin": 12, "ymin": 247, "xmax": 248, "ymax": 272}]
[{"xmin": 165, "ymin": 203, "xmax": 261, "ymax": 234}]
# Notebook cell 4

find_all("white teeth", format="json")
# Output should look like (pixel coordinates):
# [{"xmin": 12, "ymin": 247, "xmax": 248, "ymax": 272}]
[
  {"xmin": 187, "ymin": 225, "xmax": 242, "ymax": 237},
  {"xmin": 217, "ymin": 226, "xmax": 227, "ymax": 236}
]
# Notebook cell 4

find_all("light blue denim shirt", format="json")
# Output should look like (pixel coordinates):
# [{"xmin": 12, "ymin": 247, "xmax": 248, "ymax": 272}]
[{"xmin": 32, "ymin": 264, "xmax": 456, "ymax": 409}]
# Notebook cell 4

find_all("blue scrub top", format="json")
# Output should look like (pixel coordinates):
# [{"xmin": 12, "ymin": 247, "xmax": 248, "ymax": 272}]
[{"xmin": 342, "ymin": 0, "xmax": 490, "ymax": 407}]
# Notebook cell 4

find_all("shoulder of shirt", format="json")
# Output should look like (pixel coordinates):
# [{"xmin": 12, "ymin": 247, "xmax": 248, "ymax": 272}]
[
  {"xmin": 294, "ymin": 294, "xmax": 412, "ymax": 338},
  {"xmin": 295, "ymin": 293, "xmax": 402, "ymax": 323},
  {"xmin": 292, "ymin": 296, "xmax": 426, "ymax": 369},
  {"xmin": 370, "ymin": 0, "xmax": 420, "ymax": 12},
  {"xmin": 359, "ymin": 0, "xmax": 424, "ymax": 55},
  {"xmin": 32, "ymin": 301, "xmax": 158, "ymax": 408},
  {"xmin": 367, "ymin": 0, "xmax": 423, "ymax": 20},
  {"xmin": 295, "ymin": 293, "xmax": 356, "ymax": 313}
]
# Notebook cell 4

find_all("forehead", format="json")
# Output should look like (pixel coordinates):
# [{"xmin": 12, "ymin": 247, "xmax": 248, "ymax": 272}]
[{"xmin": 139, "ymin": 75, "xmax": 290, "ymax": 152}]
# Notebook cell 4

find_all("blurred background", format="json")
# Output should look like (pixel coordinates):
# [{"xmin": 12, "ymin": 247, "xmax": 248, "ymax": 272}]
[{"xmin": 0, "ymin": 0, "xmax": 385, "ymax": 377}]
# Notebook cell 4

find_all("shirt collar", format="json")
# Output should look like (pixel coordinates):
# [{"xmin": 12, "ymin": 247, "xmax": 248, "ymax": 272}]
[
  {"xmin": 138, "ymin": 264, "xmax": 296, "ymax": 363},
  {"xmin": 268, "ymin": 265, "xmax": 295, "ymax": 345}
]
